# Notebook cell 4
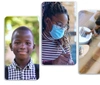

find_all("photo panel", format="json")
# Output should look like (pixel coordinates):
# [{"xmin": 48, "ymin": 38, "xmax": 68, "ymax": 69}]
[
  {"xmin": 79, "ymin": 10, "xmax": 100, "ymax": 74},
  {"xmin": 42, "ymin": 1, "xmax": 76, "ymax": 65},
  {"xmin": 4, "ymin": 16, "xmax": 39, "ymax": 80}
]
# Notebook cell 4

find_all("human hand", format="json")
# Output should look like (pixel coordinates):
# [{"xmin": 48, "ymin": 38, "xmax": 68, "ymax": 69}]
[
  {"xmin": 67, "ymin": 59, "xmax": 74, "ymax": 65},
  {"xmin": 85, "ymin": 31, "xmax": 91, "ymax": 34},
  {"xmin": 52, "ymin": 53, "xmax": 74, "ymax": 65}
]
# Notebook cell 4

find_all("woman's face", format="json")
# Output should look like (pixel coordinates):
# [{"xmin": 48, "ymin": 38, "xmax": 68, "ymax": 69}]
[{"xmin": 46, "ymin": 14, "xmax": 69, "ymax": 32}]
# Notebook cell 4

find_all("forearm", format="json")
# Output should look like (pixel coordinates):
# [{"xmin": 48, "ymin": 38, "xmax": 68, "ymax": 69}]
[{"xmin": 92, "ymin": 28, "xmax": 98, "ymax": 36}]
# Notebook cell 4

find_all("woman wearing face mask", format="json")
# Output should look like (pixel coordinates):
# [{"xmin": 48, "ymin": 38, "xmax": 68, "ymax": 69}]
[{"xmin": 42, "ymin": 2, "xmax": 74, "ymax": 65}]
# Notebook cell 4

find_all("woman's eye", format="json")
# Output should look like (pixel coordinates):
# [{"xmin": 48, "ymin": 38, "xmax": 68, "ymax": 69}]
[{"xmin": 57, "ymin": 22, "xmax": 62, "ymax": 27}]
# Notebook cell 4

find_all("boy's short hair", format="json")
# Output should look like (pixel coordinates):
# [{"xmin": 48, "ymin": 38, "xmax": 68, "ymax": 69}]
[
  {"xmin": 11, "ymin": 26, "xmax": 34, "ymax": 42},
  {"xmin": 95, "ymin": 16, "xmax": 100, "ymax": 25}
]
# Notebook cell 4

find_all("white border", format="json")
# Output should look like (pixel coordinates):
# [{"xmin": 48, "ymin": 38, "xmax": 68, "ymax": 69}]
[{"xmin": 0, "ymin": 0, "xmax": 100, "ymax": 85}]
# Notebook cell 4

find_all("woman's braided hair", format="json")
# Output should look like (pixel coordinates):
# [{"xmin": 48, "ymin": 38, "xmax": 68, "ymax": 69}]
[{"xmin": 42, "ymin": 2, "xmax": 70, "ymax": 47}]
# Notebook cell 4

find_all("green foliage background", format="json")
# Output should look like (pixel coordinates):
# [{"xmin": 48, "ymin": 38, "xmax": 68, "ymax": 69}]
[{"xmin": 5, "ymin": 16, "xmax": 39, "ymax": 65}]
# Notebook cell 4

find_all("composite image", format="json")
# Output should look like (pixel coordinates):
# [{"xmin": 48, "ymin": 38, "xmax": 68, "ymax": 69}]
[{"xmin": 4, "ymin": 1, "xmax": 100, "ymax": 81}]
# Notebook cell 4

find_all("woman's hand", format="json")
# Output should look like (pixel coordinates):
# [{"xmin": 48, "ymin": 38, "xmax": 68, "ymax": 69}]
[
  {"xmin": 85, "ymin": 31, "xmax": 91, "ymax": 34},
  {"xmin": 52, "ymin": 53, "xmax": 74, "ymax": 65}
]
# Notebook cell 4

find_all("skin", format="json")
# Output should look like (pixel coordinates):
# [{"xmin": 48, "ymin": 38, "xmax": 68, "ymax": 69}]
[
  {"xmin": 94, "ymin": 12, "xmax": 100, "ymax": 20},
  {"xmin": 86, "ymin": 25, "xmax": 100, "ymax": 37},
  {"xmin": 44, "ymin": 13, "xmax": 68, "ymax": 37},
  {"xmin": 44, "ymin": 13, "xmax": 74, "ymax": 64},
  {"xmin": 92, "ymin": 25, "xmax": 100, "ymax": 36},
  {"xmin": 10, "ymin": 30, "xmax": 35, "ymax": 69},
  {"xmin": 86, "ymin": 12, "xmax": 100, "ymax": 36}
]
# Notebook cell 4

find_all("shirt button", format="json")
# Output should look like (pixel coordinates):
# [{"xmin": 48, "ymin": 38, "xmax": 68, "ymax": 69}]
[{"xmin": 20, "ymin": 71, "xmax": 24, "ymax": 80}]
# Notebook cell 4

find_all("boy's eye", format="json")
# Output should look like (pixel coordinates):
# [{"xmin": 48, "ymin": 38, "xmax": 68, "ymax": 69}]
[
  {"xmin": 26, "ymin": 42, "xmax": 31, "ymax": 45},
  {"xmin": 15, "ymin": 42, "xmax": 20, "ymax": 44}
]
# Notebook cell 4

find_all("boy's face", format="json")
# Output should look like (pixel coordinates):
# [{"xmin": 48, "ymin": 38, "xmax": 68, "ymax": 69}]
[{"xmin": 10, "ymin": 30, "xmax": 35, "ymax": 60}]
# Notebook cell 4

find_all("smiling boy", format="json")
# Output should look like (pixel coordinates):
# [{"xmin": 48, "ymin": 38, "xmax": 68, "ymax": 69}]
[{"xmin": 5, "ymin": 26, "xmax": 38, "ymax": 80}]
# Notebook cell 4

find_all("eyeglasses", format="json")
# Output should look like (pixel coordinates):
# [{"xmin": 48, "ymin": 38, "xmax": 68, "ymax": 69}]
[
  {"xmin": 51, "ymin": 16, "xmax": 69, "ymax": 30},
  {"xmin": 56, "ymin": 22, "xmax": 69, "ymax": 30}
]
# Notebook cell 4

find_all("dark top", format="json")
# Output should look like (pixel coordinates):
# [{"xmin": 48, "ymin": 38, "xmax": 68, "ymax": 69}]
[{"xmin": 95, "ymin": 28, "xmax": 100, "ymax": 34}]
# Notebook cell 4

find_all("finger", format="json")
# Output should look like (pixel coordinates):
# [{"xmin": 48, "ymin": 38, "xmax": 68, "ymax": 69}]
[
  {"xmin": 59, "ymin": 55, "xmax": 69, "ymax": 62},
  {"xmin": 68, "ymin": 59, "xmax": 74, "ymax": 65},
  {"xmin": 57, "ymin": 58, "xmax": 68, "ymax": 65},
  {"xmin": 53, "ymin": 57, "xmax": 67, "ymax": 65},
  {"xmin": 62, "ymin": 53, "xmax": 70, "ymax": 58}
]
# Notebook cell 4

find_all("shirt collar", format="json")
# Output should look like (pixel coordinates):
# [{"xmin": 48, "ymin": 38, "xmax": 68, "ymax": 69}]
[
  {"xmin": 42, "ymin": 31, "xmax": 55, "ymax": 41},
  {"xmin": 12, "ymin": 59, "xmax": 34, "ymax": 70}
]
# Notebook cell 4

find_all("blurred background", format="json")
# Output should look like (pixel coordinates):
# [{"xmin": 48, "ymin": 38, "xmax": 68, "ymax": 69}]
[
  {"xmin": 62, "ymin": 2, "xmax": 76, "ymax": 32},
  {"xmin": 5, "ymin": 16, "xmax": 39, "ymax": 65},
  {"xmin": 62, "ymin": 2, "xmax": 76, "ymax": 64}
]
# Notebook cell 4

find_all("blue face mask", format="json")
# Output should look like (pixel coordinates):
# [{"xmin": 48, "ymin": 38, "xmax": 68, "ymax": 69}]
[{"xmin": 50, "ymin": 24, "xmax": 65, "ymax": 39}]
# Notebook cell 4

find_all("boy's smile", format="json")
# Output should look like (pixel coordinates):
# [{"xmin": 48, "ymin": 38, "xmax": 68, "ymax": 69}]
[
  {"xmin": 10, "ymin": 30, "xmax": 35, "ymax": 60},
  {"xmin": 18, "ymin": 51, "xmax": 27, "ymax": 54}
]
